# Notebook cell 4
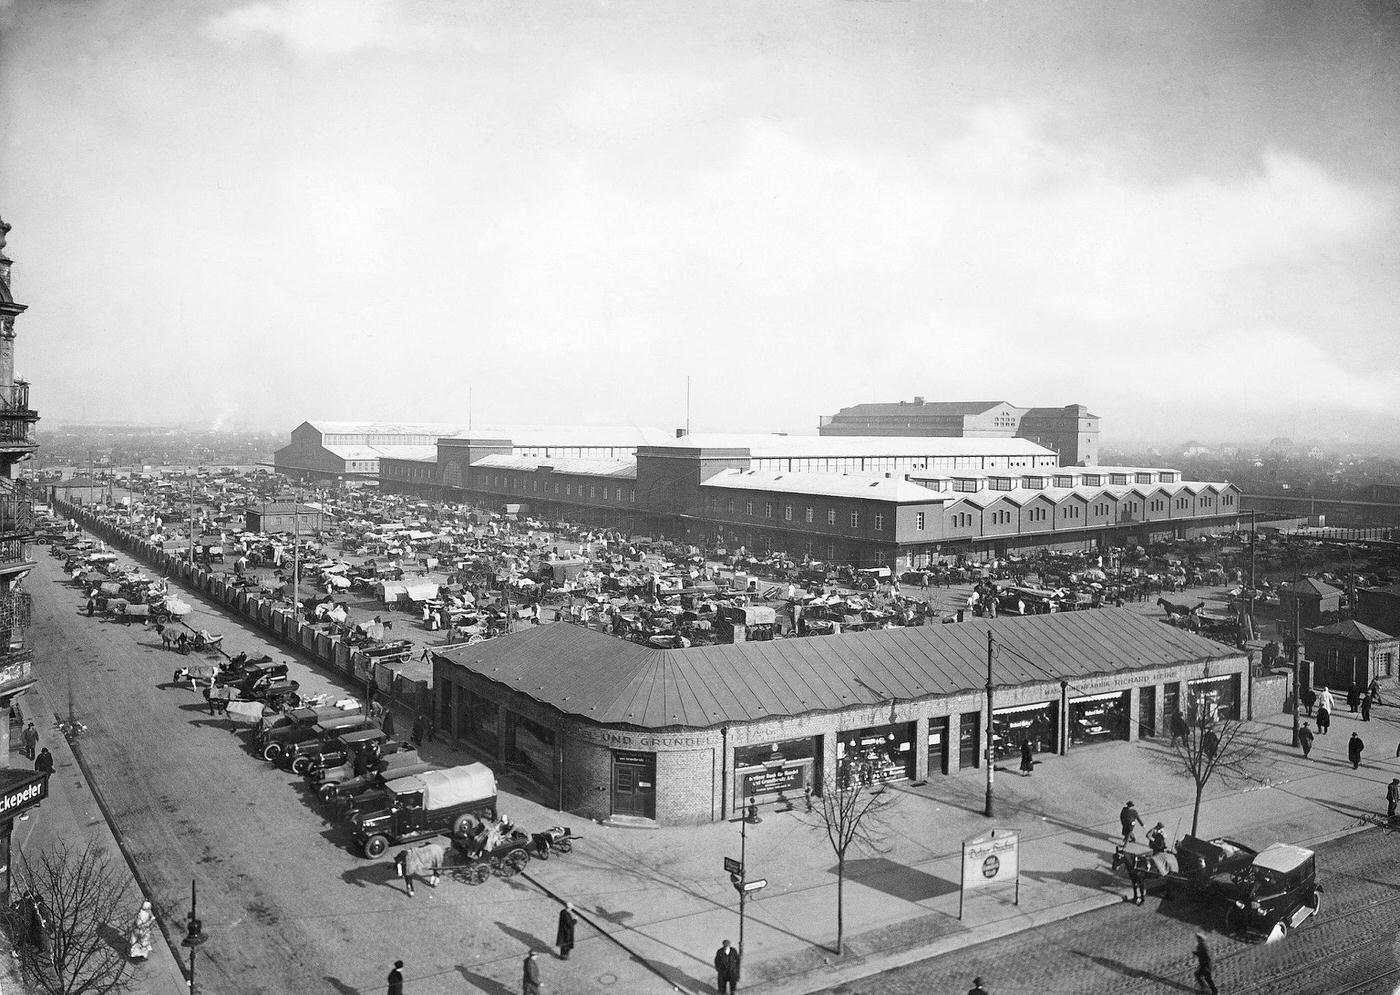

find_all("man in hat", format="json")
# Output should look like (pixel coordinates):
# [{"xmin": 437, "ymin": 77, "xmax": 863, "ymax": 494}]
[
  {"xmin": 1193, "ymin": 933, "xmax": 1217, "ymax": 994},
  {"xmin": 1119, "ymin": 801, "xmax": 1144, "ymax": 844},
  {"xmin": 1349, "ymin": 732, "xmax": 1365, "ymax": 770},
  {"xmin": 556, "ymin": 902, "xmax": 577, "ymax": 960},
  {"xmin": 20, "ymin": 721, "xmax": 38, "ymax": 760},
  {"xmin": 1146, "ymin": 822, "xmax": 1168, "ymax": 854},
  {"xmin": 714, "ymin": 939, "xmax": 741, "ymax": 994},
  {"xmin": 1387, "ymin": 778, "xmax": 1399, "ymax": 820},
  {"xmin": 522, "ymin": 950, "xmax": 541, "ymax": 995},
  {"xmin": 386, "ymin": 960, "xmax": 404, "ymax": 995},
  {"xmin": 968, "ymin": 978, "xmax": 991, "ymax": 995},
  {"xmin": 1298, "ymin": 721, "xmax": 1315, "ymax": 759}
]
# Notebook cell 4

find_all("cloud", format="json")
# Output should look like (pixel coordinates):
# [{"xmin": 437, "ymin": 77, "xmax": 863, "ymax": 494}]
[{"xmin": 204, "ymin": 0, "xmax": 410, "ymax": 57}]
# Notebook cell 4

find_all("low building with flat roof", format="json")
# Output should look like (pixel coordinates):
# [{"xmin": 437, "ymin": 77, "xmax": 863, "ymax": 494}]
[{"xmin": 432, "ymin": 608, "xmax": 1246, "ymax": 825}]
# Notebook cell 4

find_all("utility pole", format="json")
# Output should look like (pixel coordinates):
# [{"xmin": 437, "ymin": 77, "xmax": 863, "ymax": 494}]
[
  {"xmin": 1290, "ymin": 551, "xmax": 1301, "ymax": 748},
  {"xmin": 292, "ymin": 485, "xmax": 301, "ymax": 617},
  {"xmin": 727, "ymin": 799, "xmax": 762, "ymax": 959},
  {"xmin": 984, "ymin": 629, "xmax": 995, "ymax": 818},
  {"xmin": 1247, "ymin": 510, "xmax": 1257, "ymax": 637},
  {"xmin": 187, "ymin": 472, "xmax": 196, "ymax": 565},
  {"xmin": 181, "ymin": 877, "xmax": 208, "ymax": 993}
]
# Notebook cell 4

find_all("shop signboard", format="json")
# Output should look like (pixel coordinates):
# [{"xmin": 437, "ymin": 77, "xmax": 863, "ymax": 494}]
[
  {"xmin": 741, "ymin": 764, "xmax": 804, "ymax": 798},
  {"xmin": 959, "ymin": 828, "xmax": 1020, "ymax": 919},
  {"xmin": 0, "ymin": 771, "xmax": 47, "ymax": 820}
]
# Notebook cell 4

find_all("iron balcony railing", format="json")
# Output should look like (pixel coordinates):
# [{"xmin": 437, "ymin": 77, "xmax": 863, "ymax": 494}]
[
  {"xmin": 0, "ymin": 538, "xmax": 31, "ymax": 567},
  {"xmin": 0, "ymin": 495, "xmax": 33, "ymax": 540},
  {"xmin": 0, "ymin": 383, "xmax": 37, "ymax": 446},
  {"xmin": 0, "ymin": 383, "xmax": 34, "ymax": 414},
  {"xmin": 0, "ymin": 592, "xmax": 31, "ymax": 631}
]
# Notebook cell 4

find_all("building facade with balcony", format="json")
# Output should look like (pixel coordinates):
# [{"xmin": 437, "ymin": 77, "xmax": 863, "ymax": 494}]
[{"xmin": 0, "ymin": 216, "xmax": 39, "ymax": 757}]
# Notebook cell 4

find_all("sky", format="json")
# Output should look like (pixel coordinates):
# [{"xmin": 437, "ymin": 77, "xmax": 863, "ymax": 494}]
[{"xmin": 1, "ymin": 0, "xmax": 1397, "ymax": 446}]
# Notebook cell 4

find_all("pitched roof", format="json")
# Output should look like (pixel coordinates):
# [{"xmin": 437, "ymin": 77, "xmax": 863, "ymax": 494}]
[
  {"xmin": 471, "ymin": 454, "xmax": 637, "ymax": 479},
  {"xmin": 651, "ymin": 434, "xmax": 1056, "ymax": 459},
  {"xmin": 1304, "ymin": 620, "xmax": 1396, "ymax": 642},
  {"xmin": 700, "ymin": 469, "xmax": 945, "ymax": 503},
  {"xmin": 435, "ymin": 608, "xmax": 1239, "ymax": 731},
  {"xmin": 830, "ymin": 401, "xmax": 1007, "ymax": 417},
  {"xmin": 1285, "ymin": 577, "xmax": 1343, "ymax": 598}
]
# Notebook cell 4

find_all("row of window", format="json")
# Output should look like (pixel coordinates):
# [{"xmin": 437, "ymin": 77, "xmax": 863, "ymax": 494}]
[
  {"xmin": 474, "ymin": 472, "xmax": 636, "ymax": 504},
  {"xmin": 711, "ymin": 496, "xmax": 891, "ymax": 532}
]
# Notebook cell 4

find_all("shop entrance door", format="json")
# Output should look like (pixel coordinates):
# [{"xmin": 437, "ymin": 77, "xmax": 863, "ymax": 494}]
[
  {"xmin": 611, "ymin": 752, "xmax": 656, "ymax": 819},
  {"xmin": 1138, "ymin": 685, "xmax": 1156, "ymax": 738},
  {"xmin": 959, "ymin": 711, "xmax": 980, "ymax": 769},
  {"xmin": 928, "ymin": 717, "xmax": 949, "ymax": 775}
]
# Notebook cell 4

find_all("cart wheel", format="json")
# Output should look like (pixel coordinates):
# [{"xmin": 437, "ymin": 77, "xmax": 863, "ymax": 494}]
[
  {"xmin": 468, "ymin": 864, "xmax": 490, "ymax": 886},
  {"xmin": 291, "ymin": 756, "xmax": 311, "ymax": 776},
  {"xmin": 498, "ymin": 847, "xmax": 530, "ymax": 876},
  {"xmin": 363, "ymin": 835, "xmax": 389, "ymax": 859},
  {"xmin": 553, "ymin": 839, "xmax": 572, "ymax": 855}
]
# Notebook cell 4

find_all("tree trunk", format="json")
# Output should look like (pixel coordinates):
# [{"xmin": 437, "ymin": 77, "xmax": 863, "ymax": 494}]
[
  {"xmin": 1191, "ymin": 781, "xmax": 1204, "ymax": 837},
  {"xmin": 836, "ymin": 853, "xmax": 845, "ymax": 956}
]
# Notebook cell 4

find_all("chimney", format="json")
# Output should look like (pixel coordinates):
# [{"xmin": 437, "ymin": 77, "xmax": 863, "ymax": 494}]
[
  {"xmin": 914, "ymin": 396, "xmax": 925, "ymax": 405},
  {"xmin": 676, "ymin": 428, "xmax": 688, "ymax": 438}
]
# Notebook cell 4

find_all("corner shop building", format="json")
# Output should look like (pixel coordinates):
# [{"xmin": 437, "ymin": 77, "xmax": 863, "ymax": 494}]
[{"xmin": 433, "ymin": 608, "xmax": 1246, "ymax": 825}]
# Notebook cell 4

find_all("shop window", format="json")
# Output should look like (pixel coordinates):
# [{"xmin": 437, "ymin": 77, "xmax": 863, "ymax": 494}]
[
  {"xmin": 509, "ymin": 713, "xmax": 557, "ymax": 787},
  {"xmin": 836, "ymin": 724, "xmax": 914, "ymax": 787},
  {"xmin": 464, "ymin": 690, "xmax": 501, "ymax": 755},
  {"xmin": 1069, "ymin": 692, "xmax": 1130, "ymax": 746},
  {"xmin": 734, "ymin": 738, "xmax": 817, "ymax": 809},
  {"xmin": 993, "ymin": 702, "xmax": 1058, "ymax": 760}
]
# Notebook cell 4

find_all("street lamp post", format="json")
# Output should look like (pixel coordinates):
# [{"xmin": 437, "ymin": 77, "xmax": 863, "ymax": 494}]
[
  {"xmin": 181, "ymin": 878, "xmax": 209, "ymax": 994},
  {"xmin": 984, "ymin": 630, "xmax": 995, "ymax": 818},
  {"xmin": 728, "ymin": 798, "xmax": 762, "ymax": 958}
]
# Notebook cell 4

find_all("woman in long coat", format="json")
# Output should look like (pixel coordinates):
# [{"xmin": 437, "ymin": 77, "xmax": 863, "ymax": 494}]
[
  {"xmin": 128, "ymin": 901, "xmax": 157, "ymax": 960},
  {"xmin": 556, "ymin": 902, "xmax": 577, "ymax": 960}
]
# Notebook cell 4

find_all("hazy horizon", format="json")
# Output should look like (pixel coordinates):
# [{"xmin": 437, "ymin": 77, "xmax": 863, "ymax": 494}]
[{"xmin": 3, "ymin": 1, "xmax": 1398, "ymax": 443}]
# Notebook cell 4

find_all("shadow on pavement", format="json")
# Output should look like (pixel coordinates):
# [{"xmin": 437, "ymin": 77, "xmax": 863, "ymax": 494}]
[
  {"xmin": 323, "ymin": 976, "xmax": 360, "ymax": 994},
  {"xmin": 496, "ymin": 919, "xmax": 545, "ymax": 952},
  {"xmin": 341, "ymin": 862, "xmax": 396, "ymax": 891},
  {"xmin": 457, "ymin": 967, "xmax": 515, "ymax": 995},
  {"xmin": 1072, "ymin": 949, "xmax": 1196, "ymax": 990},
  {"xmin": 840, "ymin": 857, "xmax": 957, "ymax": 902}
]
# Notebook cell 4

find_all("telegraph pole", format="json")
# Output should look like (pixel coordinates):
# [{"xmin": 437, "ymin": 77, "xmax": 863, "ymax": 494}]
[
  {"xmin": 984, "ymin": 629, "xmax": 995, "ymax": 818},
  {"xmin": 292, "ymin": 485, "xmax": 301, "ymax": 617},
  {"xmin": 1290, "ymin": 551, "xmax": 1301, "ymax": 748}
]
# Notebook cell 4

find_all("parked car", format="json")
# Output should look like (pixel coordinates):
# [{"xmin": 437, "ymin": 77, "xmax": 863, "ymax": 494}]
[
  {"xmin": 259, "ymin": 707, "xmax": 363, "ymax": 763},
  {"xmin": 1224, "ymin": 843, "xmax": 1321, "ymax": 941},
  {"xmin": 283, "ymin": 718, "xmax": 377, "ymax": 774},
  {"xmin": 350, "ymin": 763, "xmax": 498, "ymax": 858}
]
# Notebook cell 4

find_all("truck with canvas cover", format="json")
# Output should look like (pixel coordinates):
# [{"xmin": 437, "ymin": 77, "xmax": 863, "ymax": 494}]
[{"xmin": 350, "ymin": 763, "xmax": 498, "ymax": 858}]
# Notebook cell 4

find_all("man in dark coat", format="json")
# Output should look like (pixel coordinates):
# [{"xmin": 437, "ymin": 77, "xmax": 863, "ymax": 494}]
[
  {"xmin": 1362, "ymin": 693, "xmax": 1373, "ymax": 722},
  {"xmin": 556, "ymin": 902, "xmax": 577, "ymax": 960},
  {"xmin": 34, "ymin": 747, "xmax": 54, "ymax": 774},
  {"xmin": 1298, "ymin": 722, "xmax": 1315, "ymax": 759},
  {"xmin": 386, "ymin": 960, "xmax": 404, "ymax": 995},
  {"xmin": 1119, "ymin": 801, "xmax": 1144, "ymax": 844},
  {"xmin": 1349, "ymin": 732, "xmax": 1365, "ymax": 770},
  {"xmin": 1348, "ymin": 683, "xmax": 1361, "ymax": 713},
  {"xmin": 1170, "ymin": 710, "xmax": 1189, "ymax": 746},
  {"xmin": 21, "ymin": 721, "xmax": 38, "ymax": 760},
  {"xmin": 411, "ymin": 713, "xmax": 427, "ymax": 748},
  {"xmin": 1300, "ymin": 686, "xmax": 1316, "ymax": 717},
  {"xmin": 1193, "ymin": 933, "xmax": 1218, "ymax": 995},
  {"xmin": 1387, "ymin": 779, "xmax": 1399, "ymax": 820},
  {"xmin": 1317, "ymin": 703, "xmax": 1331, "ymax": 735},
  {"xmin": 522, "ymin": 950, "xmax": 541, "ymax": 995},
  {"xmin": 715, "ymin": 939, "xmax": 741, "ymax": 994}
]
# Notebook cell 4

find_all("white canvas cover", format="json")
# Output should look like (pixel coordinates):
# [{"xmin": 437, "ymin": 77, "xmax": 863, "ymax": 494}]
[
  {"xmin": 402, "ymin": 580, "xmax": 440, "ymax": 602},
  {"xmin": 377, "ymin": 581, "xmax": 409, "ymax": 603},
  {"xmin": 388, "ymin": 763, "xmax": 496, "ymax": 811}
]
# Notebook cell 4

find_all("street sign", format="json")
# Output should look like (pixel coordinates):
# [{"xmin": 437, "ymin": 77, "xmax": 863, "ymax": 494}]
[
  {"xmin": 959, "ymin": 829, "xmax": 1020, "ymax": 919},
  {"xmin": 724, "ymin": 857, "xmax": 743, "ymax": 876},
  {"xmin": 740, "ymin": 878, "xmax": 767, "ymax": 893}
]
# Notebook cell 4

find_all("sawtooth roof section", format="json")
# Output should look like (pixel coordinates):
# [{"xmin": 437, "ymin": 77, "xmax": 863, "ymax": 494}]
[
  {"xmin": 435, "ymin": 608, "xmax": 1239, "ymax": 731},
  {"xmin": 700, "ymin": 468, "xmax": 946, "ymax": 503}
]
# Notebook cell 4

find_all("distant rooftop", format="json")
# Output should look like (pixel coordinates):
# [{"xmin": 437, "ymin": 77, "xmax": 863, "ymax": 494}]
[{"xmin": 645, "ymin": 434, "xmax": 1057, "ymax": 459}]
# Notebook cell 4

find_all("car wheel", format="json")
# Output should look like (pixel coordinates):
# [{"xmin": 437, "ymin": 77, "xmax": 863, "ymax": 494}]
[
  {"xmin": 363, "ymin": 835, "xmax": 388, "ymax": 859},
  {"xmin": 262, "ymin": 744, "xmax": 281, "ymax": 763},
  {"xmin": 319, "ymin": 784, "xmax": 338, "ymax": 804},
  {"xmin": 291, "ymin": 756, "xmax": 311, "ymax": 775},
  {"xmin": 452, "ymin": 814, "xmax": 477, "ymax": 836}
]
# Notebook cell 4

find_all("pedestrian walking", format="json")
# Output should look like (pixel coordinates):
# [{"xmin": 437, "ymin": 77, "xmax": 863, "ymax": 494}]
[
  {"xmin": 1202, "ymin": 728, "xmax": 1219, "ymax": 760},
  {"xmin": 1319, "ymin": 686, "xmax": 1336, "ymax": 715},
  {"xmin": 1317, "ymin": 703, "xmax": 1331, "ymax": 735},
  {"xmin": 1170, "ymin": 709, "xmax": 1189, "ymax": 746},
  {"xmin": 1362, "ymin": 693, "xmax": 1373, "ymax": 722},
  {"xmin": 522, "ymin": 950, "xmax": 541, "ymax": 995},
  {"xmin": 556, "ymin": 902, "xmax": 577, "ymax": 960},
  {"xmin": 382, "ymin": 709, "xmax": 396, "ymax": 739},
  {"xmin": 1348, "ymin": 683, "xmax": 1361, "ymax": 714},
  {"xmin": 386, "ymin": 959, "xmax": 404, "ymax": 995},
  {"xmin": 34, "ymin": 747, "xmax": 53, "ymax": 774},
  {"xmin": 1147, "ymin": 822, "xmax": 1168, "ymax": 854},
  {"xmin": 1120, "ymin": 800, "xmax": 1144, "ymax": 844},
  {"xmin": 714, "ymin": 939, "xmax": 741, "ymax": 995},
  {"xmin": 968, "ymin": 978, "xmax": 990, "ymax": 995},
  {"xmin": 1370, "ymin": 677, "xmax": 1384, "ymax": 706},
  {"xmin": 411, "ymin": 713, "xmax": 427, "ymax": 747},
  {"xmin": 1349, "ymin": 732, "xmax": 1365, "ymax": 770},
  {"xmin": 21, "ymin": 721, "xmax": 38, "ymax": 760},
  {"xmin": 1193, "ymin": 932, "xmax": 1218, "ymax": 995},
  {"xmin": 1298, "ymin": 722, "xmax": 1314, "ymax": 759},
  {"xmin": 1019, "ymin": 740, "xmax": 1034, "ymax": 777},
  {"xmin": 1300, "ymin": 686, "xmax": 1316, "ymax": 717},
  {"xmin": 127, "ymin": 900, "xmax": 156, "ymax": 960},
  {"xmin": 1387, "ymin": 778, "xmax": 1399, "ymax": 820}
]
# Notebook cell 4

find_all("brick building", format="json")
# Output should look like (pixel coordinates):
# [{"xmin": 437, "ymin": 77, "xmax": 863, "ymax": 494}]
[
  {"xmin": 819, "ymin": 399, "xmax": 1100, "ymax": 466},
  {"xmin": 1356, "ymin": 583, "xmax": 1400, "ymax": 638},
  {"xmin": 432, "ymin": 609, "xmax": 1246, "ymax": 825},
  {"xmin": 1304, "ymin": 620, "xmax": 1398, "ymax": 691}
]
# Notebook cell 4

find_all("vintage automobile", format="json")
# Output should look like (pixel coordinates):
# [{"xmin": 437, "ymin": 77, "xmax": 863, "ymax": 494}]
[
  {"xmin": 1223, "ymin": 843, "xmax": 1322, "ymax": 941},
  {"xmin": 258, "ymin": 706, "xmax": 362, "ymax": 762},
  {"xmin": 350, "ymin": 763, "xmax": 498, "ymax": 858},
  {"xmin": 276, "ymin": 715, "xmax": 376, "ymax": 771},
  {"xmin": 304, "ymin": 728, "xmax": 392, "ymax": 779},
  {"xmin": 334, "ymin": 759, "xmax": 440, "ymax": 811},
  {"xmin": 314, "ymin": 747, "xmax": 425, "ymax": 803},
  {"xmin": 216, "ymin": 660, "xmax": 290, "ymax": 694}
]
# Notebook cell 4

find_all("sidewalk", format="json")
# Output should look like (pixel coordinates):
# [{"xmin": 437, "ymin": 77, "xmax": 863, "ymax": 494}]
[
  {"xmin": 3, "ymin": 684, "xmax": 187, "ymax": 994},
  {"xmin": 397, "ymin": 693, "xmax": 1397, "ymax": 994}
]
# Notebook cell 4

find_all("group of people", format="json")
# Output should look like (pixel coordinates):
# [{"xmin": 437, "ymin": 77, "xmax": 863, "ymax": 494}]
[{"xmin": 20, "ymin": 719, "xmax": 54, "ymax": 774}]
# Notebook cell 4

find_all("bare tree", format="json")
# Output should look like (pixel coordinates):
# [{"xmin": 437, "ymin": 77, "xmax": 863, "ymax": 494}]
[
  {"xmin": 809, "ymin": 780, "xmax": 896, "ymax": 956},
  {"xmin": 12, "ymin": 839, "xmax": 135, "ymax": 995},
  {"xmin": 1159, "ymin": 707, "xmax": 1262, "ymax": 837}
]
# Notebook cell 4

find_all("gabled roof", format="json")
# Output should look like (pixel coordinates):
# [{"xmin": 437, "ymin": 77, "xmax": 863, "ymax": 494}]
[
  {"xmin": 700, "ymin": 469, "xmax": 944, "ymax": 503},
  {"xmin": 830, "ymin": 400, "xmax": 1007, "ymax": 417},
  {"xmin": 435, "ymin": 609, "xmax": 1240, "ymax": 731},
  {"xmin": 1285, "ymin": 578, "xmax": 1343, "ymax": 598},
  {"xmin": 1305, "ymin": 620, "xmax": 1395, "ymax": 642}
]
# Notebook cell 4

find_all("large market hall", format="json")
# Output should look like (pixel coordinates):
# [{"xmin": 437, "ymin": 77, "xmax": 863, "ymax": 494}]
[{"xmin": 433, "ymin": 608, "xmax": 1247, "ymax": 825}]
